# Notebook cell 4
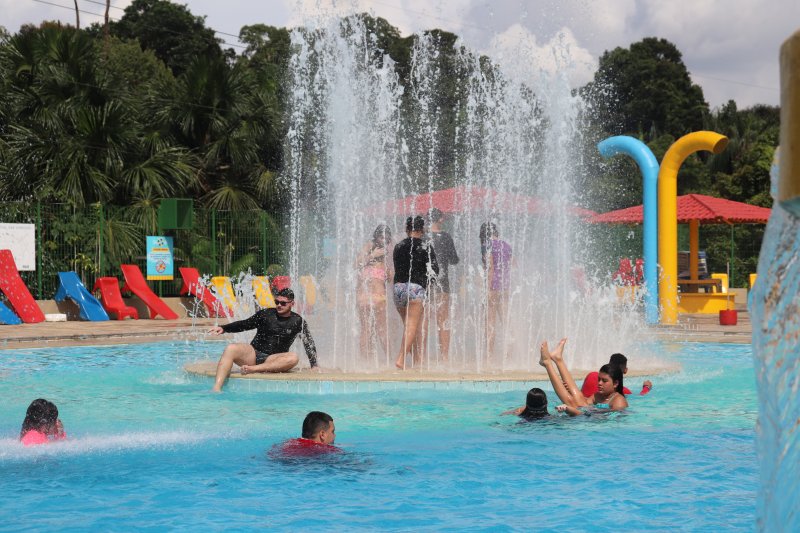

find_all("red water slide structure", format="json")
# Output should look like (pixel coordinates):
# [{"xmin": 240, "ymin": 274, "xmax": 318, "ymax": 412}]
[{"xmin": 0, "ymin": 249, "xmax": 44, "ymax": 323}]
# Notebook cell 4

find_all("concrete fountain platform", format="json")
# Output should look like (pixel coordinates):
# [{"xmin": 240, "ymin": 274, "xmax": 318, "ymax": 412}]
[
  {"xmin": 183, "ymin": 360, "xmax": 677, "ymax": 383},
  {"xmin": 0, "ymin": 311, "xmax": 738, "ymax": 385}
]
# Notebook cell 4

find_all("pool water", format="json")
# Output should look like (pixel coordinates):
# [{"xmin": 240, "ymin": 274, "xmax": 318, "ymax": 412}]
[{"xmin": 0, "ymin": 341, "xmax": 757, "ymax": 530}]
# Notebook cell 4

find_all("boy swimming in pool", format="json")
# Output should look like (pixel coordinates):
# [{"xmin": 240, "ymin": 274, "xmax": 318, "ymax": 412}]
[
  {"xmin": 276, "ymin": 411, "xmax": 341, "ymax": 456},
  {"xmin": 539, "ymin": 338, "xmax": 628, "ymax": 416}
]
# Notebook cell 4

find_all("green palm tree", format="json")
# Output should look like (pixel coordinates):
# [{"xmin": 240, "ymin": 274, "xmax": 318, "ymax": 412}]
[
  {"xmin": 0, "ymin": 25, "xmax": 197, "ymax": 206},
  {"xmin": 160, "ymin": 54, "xmax": 281, "ymax": 210}
]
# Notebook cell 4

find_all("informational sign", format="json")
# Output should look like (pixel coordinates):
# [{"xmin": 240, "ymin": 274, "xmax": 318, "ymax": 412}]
[
  {"xmin": 0, "ymin": 223, "xmax": 36, "ymax": 270},
  {"xmin": 146, "ymin": 236, "xmax": 174, "ymax": 281}
]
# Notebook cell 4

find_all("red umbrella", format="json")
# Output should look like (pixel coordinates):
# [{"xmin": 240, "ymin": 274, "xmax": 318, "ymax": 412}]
[
  {"xmin": 589, "ymin": 194, "xmax": 771, "ymax": 224},
  {"xmin": 368, "ymin": 185, "xmax": 596, "ymax": 218},
  {"xmin": 590, "ymin": 193, "xmax": 771, "ymax": 285}
]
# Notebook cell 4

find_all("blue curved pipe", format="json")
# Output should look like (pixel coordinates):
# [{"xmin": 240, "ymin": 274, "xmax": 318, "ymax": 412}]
[{"xmin": 597, "ymin": 136, "xmax": 659, "ymax": 324}]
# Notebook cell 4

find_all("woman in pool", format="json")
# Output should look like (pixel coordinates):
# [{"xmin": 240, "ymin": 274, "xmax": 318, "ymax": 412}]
[
  {"xmin": 20, "ymin": 398, "xmax": 67, "ymax": 446},
  {"xmin": 356, "ymin": 224, "xmax": 393, "ymax": 359},
  {"xmin": 503, "ymin": 387, "xmax": 550, "ymax": 420},
  {"xmin": 393, "ymin": 215, "xmax": 439, "ymax": 369},
  {"xmin": 539, "ymin": 338, "xmax": 628, "ymax": 416}
]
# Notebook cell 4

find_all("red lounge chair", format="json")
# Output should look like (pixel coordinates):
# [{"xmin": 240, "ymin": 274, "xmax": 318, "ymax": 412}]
[
  {"xmin": 271, "ymin": 275, "xmax": 291, "ymax": 292},
  {"xmin": 612, "ymin": 258, "xmax": 636, "ymax": 286},
  {"xmin": 0, "ymin": 249, "xmax": 44, "ymax": 323},
  {"xmin": 179, "ymin": 267, "xmax": 229, "ymax": 317},
  {"xmin": 93, "ymin": 277, "xmax": 139, "ymax": 320},
  {"xmin": 120, "ymin": 264, "xmax": 178, "ymax": 320}
]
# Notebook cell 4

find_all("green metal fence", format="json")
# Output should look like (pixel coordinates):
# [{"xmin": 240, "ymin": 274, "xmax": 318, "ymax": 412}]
[{"xmin": 0, "ymin": 202, "xmax": 288, "ymax": 299}]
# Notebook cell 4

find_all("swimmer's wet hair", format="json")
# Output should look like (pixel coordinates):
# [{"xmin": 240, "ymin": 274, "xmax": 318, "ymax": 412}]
[
  {"xmin": 406, "ymin": 215, "xmax": 425, "ymax": 232},
  {"xmin": 428, "ymin": 207, "xmax": 444, "ymax": 223},
  {"xmin": 302, "ymin": 411, "xmax": 333, "ymax": 439},
  {"xmin": 373, "ymin": 224, "xmax": 392, "ymax": 244},
  {"xmin": 599, "ymin": 364, "xmax": 625, "ymax": 394},
  {"xmin": 20, "ymin": 398, "xmax": 58, "ymax": 439},
  {"xmin": 521, "ymin": 387, "xmax": 548, "ymax": 419},
  {"xmin": 609, "ymin": 353, "xmax": 627, "ymax": 368},
  {"xmin": 277, "ymin": 288, "xmax": 294, "ymax": 301}
]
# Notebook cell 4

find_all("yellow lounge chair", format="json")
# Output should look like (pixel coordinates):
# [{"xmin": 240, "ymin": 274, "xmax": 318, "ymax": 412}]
[
  {"xmin": 210, "ymin": 276, "xmax": 237, "ymax": 310},
  {"xmin": 253, "ymin": 276, "xmax": 276, "ymax": 308},
  {"xmin": 299, "ymin": 275, "xmax": 317, "ymax": 310},
  {"xmin": 711, "ymin": 273, "xmax": 729, "ymax": 293}
]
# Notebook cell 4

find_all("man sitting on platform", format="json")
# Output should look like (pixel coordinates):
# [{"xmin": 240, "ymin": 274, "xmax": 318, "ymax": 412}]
[{"xmin": 209, "ymin": 288, "xmax": 319, "ymax": 392}]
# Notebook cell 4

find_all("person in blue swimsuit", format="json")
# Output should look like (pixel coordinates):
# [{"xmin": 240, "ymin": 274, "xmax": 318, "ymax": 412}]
[{"xmin": 538, "ymin": 338, "xmax": 628, "ymax": 416}]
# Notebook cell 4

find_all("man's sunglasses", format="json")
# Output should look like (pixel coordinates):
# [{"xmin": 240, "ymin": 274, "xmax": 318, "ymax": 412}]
[{"xmin": 275, "ymin": 299, "xmax": 293, "ymax": 306}]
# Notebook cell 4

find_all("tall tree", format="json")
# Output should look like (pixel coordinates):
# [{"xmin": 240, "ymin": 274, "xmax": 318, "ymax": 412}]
[
  {"xmin": 0, "ymin": 25, "xmax": 194, "ymax": 205},
  {"xmin": 585, "ymin": 37, "xmax": 709, "ymax": 140},
  {"xmin": 160, "ymin": 54, "xmax": 280, "ymax": 210},
  {"xmin": 104, "ymin": 0, "xmax": 223, "ymax": 76}
]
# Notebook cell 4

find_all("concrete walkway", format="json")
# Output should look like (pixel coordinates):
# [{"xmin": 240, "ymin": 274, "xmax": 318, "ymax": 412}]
[
  {"xmin": 0, "ymin": 312, "xmax": 751, "ymax": 349},
  {"xmin": 0, "ymin": 317, "xmax": 219, "ymax": 348}
]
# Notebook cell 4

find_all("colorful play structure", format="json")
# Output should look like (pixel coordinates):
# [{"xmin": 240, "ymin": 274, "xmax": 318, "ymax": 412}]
[
  {"xmin": 0, "ymin": 249, "xmax": 45, "ymax": 324},
  {"xmin": 54, "ymin": 271, "xmax": 109, "ymax": 321},
  {"xmin": 597, "ymin": 136, "xmax": 659, "ymax": 324},
  {"xmin": 0, "ymin": 248, "xmax": 309, "ymax": 324},
  {"xmin": 594, "ymin": 130, "xmax": 774, "ymax": 324}
]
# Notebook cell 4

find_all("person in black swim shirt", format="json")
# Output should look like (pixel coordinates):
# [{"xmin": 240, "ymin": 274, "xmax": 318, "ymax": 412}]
[
  {"xmin": 209, "ymin": 288, "xmax": 319, "ymax": 391},
  {"xmin": 393, "ymin": 215, "xmax": 439, "ymax": 369},
  {"xmin": 427, "ymin": 208, "xmax": 459, "ymax": 361}
]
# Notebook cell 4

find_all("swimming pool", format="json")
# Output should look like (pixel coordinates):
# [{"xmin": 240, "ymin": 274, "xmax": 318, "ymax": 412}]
[{"xmin": 0, "ymin": 341, "xmax": 756, "ymax": 530}]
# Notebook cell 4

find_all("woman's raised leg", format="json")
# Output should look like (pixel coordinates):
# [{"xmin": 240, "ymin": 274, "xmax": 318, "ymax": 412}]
[
  {"xmin": 539, "ymin": 340, "xmax": 579, "ymax": 407},
  {"xmin": 549, "ymin": 338, "xmax": 587, "ymax": 406}
]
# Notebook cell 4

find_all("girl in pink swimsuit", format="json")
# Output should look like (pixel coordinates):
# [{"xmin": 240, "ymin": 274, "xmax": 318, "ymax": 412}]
[
  {"xmin": 20, "ymin": 398, "xmax": 67, "ymax": 446},
  {"xmin": 356, "ymin": 225, "xmax": 393, "ymax": 359}
]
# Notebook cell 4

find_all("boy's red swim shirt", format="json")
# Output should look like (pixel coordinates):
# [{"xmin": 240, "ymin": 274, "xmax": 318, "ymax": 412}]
[{"xmin": 278, "ymin": 438, "xmax": 341, "ymax": 456}]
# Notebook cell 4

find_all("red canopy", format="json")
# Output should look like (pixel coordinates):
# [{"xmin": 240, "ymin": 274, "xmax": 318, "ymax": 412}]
[
  {"xmin": 589, "ymin": 194, "xmax": 771, "ymax": 224},
  {"xmin": 367, "ymin": 186, "xmax": 596, "ymax": 218}
]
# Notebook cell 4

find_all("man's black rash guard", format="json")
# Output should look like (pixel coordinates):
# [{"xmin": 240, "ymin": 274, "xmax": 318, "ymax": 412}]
[{"xmin": 220, "ymin": 308, "xmax": 318, "ymax": 367}]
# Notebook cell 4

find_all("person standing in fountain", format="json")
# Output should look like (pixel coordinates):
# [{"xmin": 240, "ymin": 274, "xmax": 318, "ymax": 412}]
[
  {"xmin": 356, "ymin": 225, "xmax": 393, "ymax": 359},
  {"xmin": 481, "ymin": 222, "xmax": 512, "ymax": 360},
  {"xmin": 393, "ymin": 215, "xmax": 439, "ymax": 369},
  {"xmin": 427, "ymin": 208, "xmax": 460, "ymax": 362},
  {"xmin": 208, "ymin": 288, "xmax": 319, "ymax": 391}
]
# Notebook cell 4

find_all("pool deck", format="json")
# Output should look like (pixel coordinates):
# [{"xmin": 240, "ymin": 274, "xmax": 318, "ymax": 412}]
[{"xmin": 0, "ymin": 312, "xmax": 752, "ymax": 349}]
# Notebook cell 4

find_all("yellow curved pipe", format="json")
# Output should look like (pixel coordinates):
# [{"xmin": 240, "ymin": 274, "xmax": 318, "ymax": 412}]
[{"xmin": 658, "ymin": 131, "xmax": 728, "ymax": 324}]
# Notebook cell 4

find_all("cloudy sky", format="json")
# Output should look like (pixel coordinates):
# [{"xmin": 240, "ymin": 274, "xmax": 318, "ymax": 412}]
[{"xmin": 4, "ymin": 0, "xmax": 798, "ymax": 108}]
